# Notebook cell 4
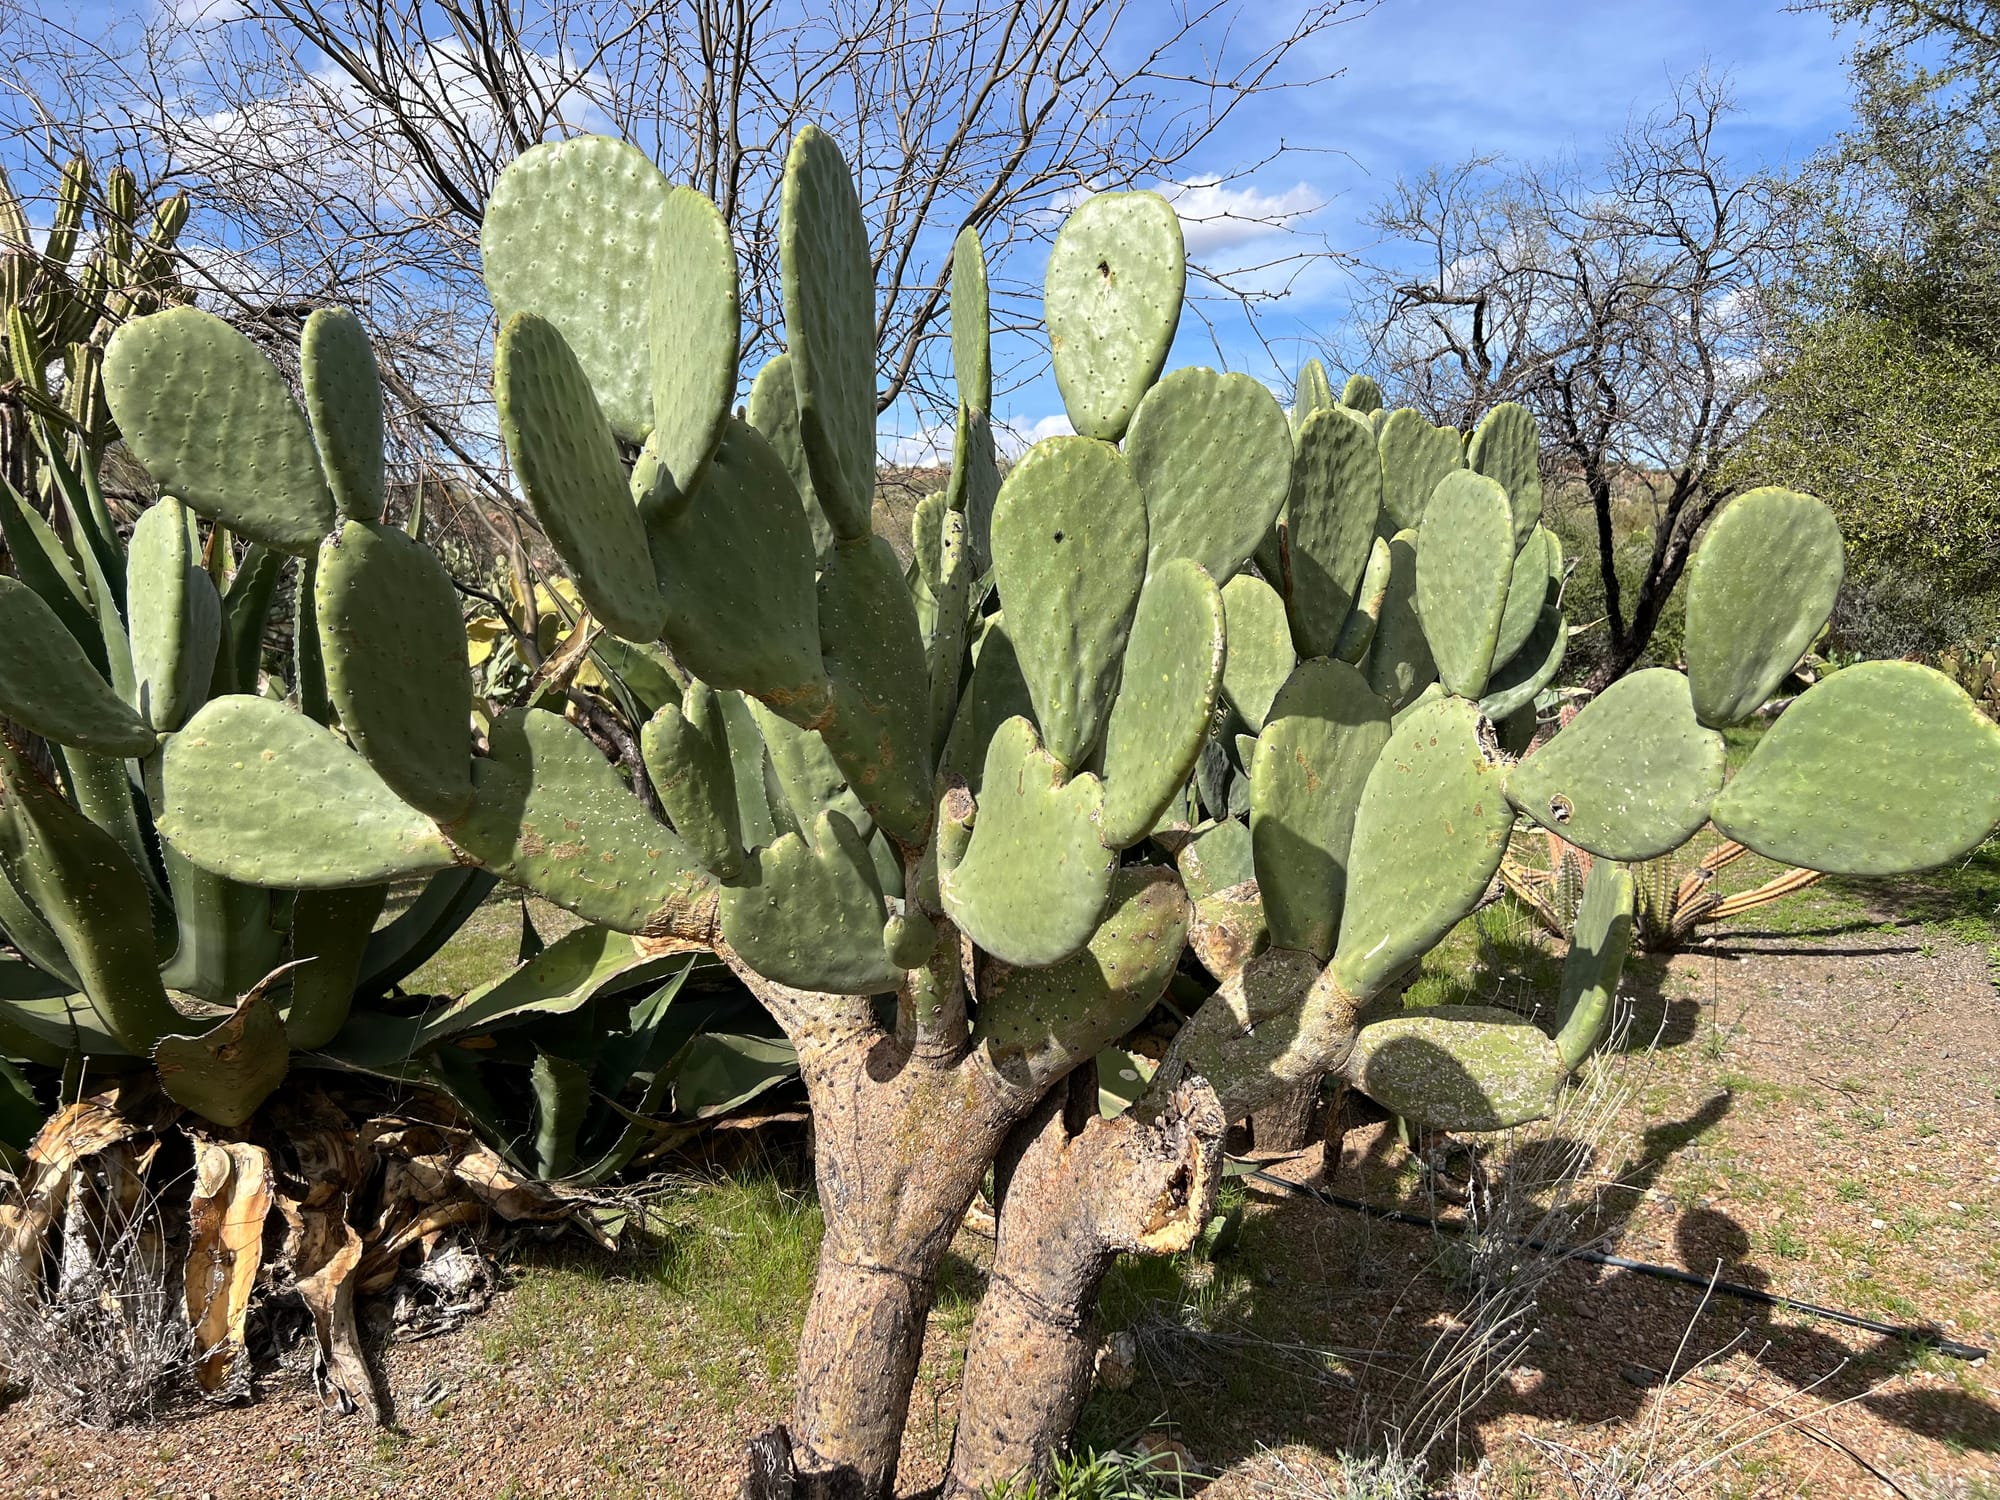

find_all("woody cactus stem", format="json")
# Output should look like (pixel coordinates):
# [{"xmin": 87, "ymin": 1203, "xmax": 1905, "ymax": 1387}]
[{"xmin": 945, "ymin": 1071, "xmax": 1223, "ymax": 1498}]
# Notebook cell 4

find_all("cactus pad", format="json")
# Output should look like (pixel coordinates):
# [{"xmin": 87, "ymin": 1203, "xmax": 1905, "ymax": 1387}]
[
  {"xmin": 1285, "ymin": 405, "xmax": 1384, "ymax": 658},
  {"xmin": 124, "ymin": 498, "xmax": 219, "ymax": 734},
  {"xmin": 316, "ymin": 521, "xmax": 473, "ymax": 821},
  {"xmin": 299, "ymin": 306, "xmax": 385, "ymax": 524},
  {"xmin": 0, "ymin": 577, "xmax": 156, "ymax": 754},
  {"xmin": 648, "ymin": 418, "xmax": 831, "ymax": 725},
  {"xmin": 1713, "ymin": 661, "xmax": 2000, "ymax": 875},
  {"xmin": 719, "ymin": 810, "xmax": 902, "ymax": 995},
  {"xmin": 1377, "ymin": 408, "xmax": 1463, "ymax": 531},
  {"xmin": 1219, "ymin": 573, "xmax": 1295, "ymax": 731},
  {"xmin": 1417, "ymin": 471, "xmax": 1515, "ymax": 698},
  {"xmin": 746, "ymin": 353, "xmax": 833, "ymax": 562},
  {"xmin": 816, "ymin": 534, "xmax": 937, "ymax": 847},
  {"xmin": 649, "ymin": 186, "xmax": 740, "ymax": 496},
  {"xmin": 495, "ymin": 312, "xmax": 666, "ymax": 643},
  {"xmin": 780, "ymin": 126, "xmax": 877, "ymax": 540},
  {"xmin": 1493, "ymin": 527, "xmax": 1558, "ymax": 671},
  {"xmin": 1125, "ymin": 367, "xmax": 1292, "ymax": 585},
  {"xmin": 1364, "ymin": 530, "xmax": 1436, "ymax": 710},
  {"xmin": 989, "ymin": 437, "xmax": 1147, "ymax": 769},
  {"xmin": 1466, "ymin": 401, "xmax": 1542, "ymax": 550},
  {"xmin": 1684, "ymin": 487, "xmax": 1844, "ymax": 727},
  {"xmin": 1044, "ymin": 191, "xmax": 1185, "ymax": 441},
  {"xmin": 481, "ymin": 135, "xmax": 667, "ymax": 444},
  {"xmin": 975, "ymin": 867, "xmax": 1190, "ymax": 1087},
  {"xmin": 1332, "ymin": 694, "xmax": 1511, "ymax": 997},
  {"xmin": 160, "ymin": 695, "xmax": 458, "ymax": 886},
  {"xmin": 1250, "ymin": 659, "xmax": 1393, "ymax": 960},
  {"xmin": 1554, "ymin": 860, "xmax": 1634, "ymax": 1069},
  {"xmin": 953, "ymin": 226, "xmax": 992, "ymax": 413},
  {"xmin": 1100, "ymin": 559, "xmax": 1226, "ymax": 848},
  {"xmin": 1342, "ymin": 1004, "xmax": 1564, "ymax": 1131},
  {"xmin": 1340, "ymin": 373, "xmax": 1384, "ymax": 412},
  {"xmin": 1292, "ymin": 358, "xmax": 1335, "ymax": 433},
  {"xmin": 641, "ymin": 686, "xmax": 744, "ymax": 880},
  {"xmin": 939, "ymin": 716, "xmax": 1115, "ymax": 966},
  {"xmin": 1477, "ymin": 605, "xmax": 1567, "ymax": 722},
  {"xmin": 104, "ymin": 307, "xmax": 335, "ymax": 553},
  {"xmin": 1508, "ymin": 668, "xmax": 1724, "ymax": 861}
]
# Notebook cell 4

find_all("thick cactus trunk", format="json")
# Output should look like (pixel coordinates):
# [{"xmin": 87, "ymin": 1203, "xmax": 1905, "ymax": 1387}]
[
  {"xmin": 944, "ymin": 1073, "xmax": 1224, "ymax": 1498},
  {"xmin": 742, "ymin": 954, "xmax": 1028, "ymax": 1500}
]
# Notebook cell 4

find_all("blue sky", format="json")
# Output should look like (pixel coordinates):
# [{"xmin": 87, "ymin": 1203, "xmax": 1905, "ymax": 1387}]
[{"xmin": 969, "ymin": 0, "xmax": 1864, "ymax": 454}]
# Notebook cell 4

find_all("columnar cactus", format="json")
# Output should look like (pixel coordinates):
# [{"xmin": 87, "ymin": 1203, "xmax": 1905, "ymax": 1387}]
[
  {"xmin": 0, "ymin": 159, "xmax": 190, "ymax": 500},
  {"xmin": 68, "ymin": 126, "xmax": 2000, "ymax": 1497}
]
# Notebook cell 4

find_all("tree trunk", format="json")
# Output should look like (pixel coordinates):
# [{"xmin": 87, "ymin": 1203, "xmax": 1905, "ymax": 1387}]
[
  {"xmin": 1243, "ymin": 1073, "xmax": 1323, "ymax": 1155},
  {"xmin": 943, "ymin": 1073, "xmax": 1224, "ymax": 1498}
]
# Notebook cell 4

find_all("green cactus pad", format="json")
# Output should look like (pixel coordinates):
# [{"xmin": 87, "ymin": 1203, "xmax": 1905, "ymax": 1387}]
[
  {"xmin": 152, "ymin": 994, "xmax": 290, "ymax": 1128},
  {"xmin": 1332, "ymin": 695, "xmax": 1511, "ymax": 997},
  {"xmin": 883, "ymin": 909, "xmax": 939, "ymax": 972},
  {"xmin": 449, "ymin": 708, "xmax": 712, "ymax": 934},
  {"xmin": 648, "ymin": 418, "xmax": 832, "ymax": 725},
  {"xmin": 284, "ymin": 884, "xmax": 387, "ymax": 1051},
  {"xmin": 641, "ymin": 685, "xmax": 744, "ymax": 881},
  {"xmin": 1125, "ymin": 367, "xmax": 1292, "ymax": 585},
  {"xmin": 1333, "ymin": 535, "xmax": 1393, "ymax": 666},
  {"xmin": 1467, "ymin": 401, "xmax": 1542, "ymax": 550},
  {"xmin": 1508, "ymin": 669, "xmax": 1724, "ymax": 860},
  {"xmin": 949, "ymin": 401, "xmax": 1002, "ymax": 575},
  {"xmin": 746, "ymin": 694, "xmax": 871, "ymax": 837},
  {"xmin": 926, "ymin": 507, "xmax": 974, "ymax": 757},
  {"xmin": 1283, "ymin": 405, "xmax": 1383, "ymax": 658},
  {"xmin": 720, "ymin": 809, "xmax": 901, "ymax": 994},
  {"xmin": 939, "ymin": 617, "xmax": 1036, "ymax": 791},
  {"xmin": 316, "ymin": 521, "xmax": 473, "ymax": 821},
  {"xmin": 1100, "ymin": 559, "xmax": 1226, "ymax": 848},
  {"xmin": 299, "ymin": 306, "xmax": 385, "ymax": 524},
  {"xmin": 1377, "ymin": 409, "xmax": 1463, "ymax": 530},
  {"xmin": 780, "ymin": 126, "xmax": 876, "ymax": 540},
  {"xmin": 649, "ymin": 186, "xmax": 739, "ymax": 496},
  {"xmin": 0, "ymin": 577, "xmax": 156, "ymax": 754},
  {"xmin": 1712, "ymin": 661, "xmax": 2000, "ymax": 875},
  {"xmin": 1493, "ymin": 527, "xmax": 1559, "ymax": 671},
  {"xmin": 481, "ymin": 135, "xmax": 668, "ymax": 444},
  {"xmin": 1477, "ymin": 605, "xmax": 1567, "ymax": 722},
  {"xmin": 746, "ymin": 353, "xmax": 833, "ymax": 563},
  {"xmin": 1291, "ymin": 358, "xmax": 1336, "ymax": 435},
  {"xmin": 1684, "ymin": 487, "xmax": 1844, "ymax": 727},
  {"xmin": 953, "ymin": 227, "xmax": 992, "ymax": 413},
  {"xmin": 1250, "ymin": 659, "xmax": 1392, "ymax": 961},
  {"xmin": 1177, "ymin": 817, "xmax": 1254, "ymax": 901},
  {"xmin": 495, "ymin": 311, "xmax": 665, "ymax": 643},
  {"xmin": 1189, "ymin": 879, "xmax": 1268, "ymax": 980},
  {"xmin": 0, "ymin": 746, "xmax": 180, "ymax": 1052},
  {"xmin": 1363, "ymin": 530, "xmax": 1436, "ymax": 710},
  {"xmin": 1418, "ymin": 471, "xmax": 1516, "ymax": 699},
  {"xmin": 125, "ymin": 497, "xmax": 219, "ymax": 734},
  {"xmin": 939, "ymin": 716, "xmax": 1115, "ymax": 966},
  {"xmin": 1340, "ymin": 373, "xmax": 1384, "ymax": 413},
  {"xmin": 1554, "ymin": 861, "xmax": 1634, "ymax": 1069},
  {"xmin": 160, "ymin": 695, "xmax": 457, "ymax": 886},
  {"xmin": 1219, "ymin": 574, "xmax": 1295, "ymax": 731},
  {"xmin": 1343, "ymin": 1004, "xmax": 1564, "ymax": 1130},
  {"xmin": 974, "ymin": 866, "xmax": 1189, "ymax": 1088},
  {"xmin": 1044, "ymin": 191, "xmax": 1185, "ymax": 442},
  {"xmin": 989, "ymin": 436, "xmax": 1147, "ymax": 769},
  {"xmin": 816, "ymin": 535, "xmax": 936, "ymax": 847},
  {"xmin": 103, "ymin": 307, "xmax": 335, "ymax": 553}
]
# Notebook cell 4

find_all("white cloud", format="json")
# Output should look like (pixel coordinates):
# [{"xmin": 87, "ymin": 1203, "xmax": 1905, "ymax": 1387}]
[
  {"xmin": 1156, "ymin": 175, "xmax": 1322, "ymax": 255},
  {"xmin": 994, "ymin": 412, "xmax": 1072, "ymax": 460}
]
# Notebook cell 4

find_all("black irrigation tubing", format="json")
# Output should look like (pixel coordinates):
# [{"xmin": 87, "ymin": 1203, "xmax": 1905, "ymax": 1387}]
[{"xmin": 1243, "ymin": 1169, "xmax": 1991, "ymax": 1364}]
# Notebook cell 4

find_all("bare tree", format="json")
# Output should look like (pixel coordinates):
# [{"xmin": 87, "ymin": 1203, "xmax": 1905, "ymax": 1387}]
[
  {"xmin": 1348, "ymin": 73, "xmax": 1802, "ymax": 688},
  {"xmin": 0, "ymin": 0, "xmax": 1362, "ymax": 528}
]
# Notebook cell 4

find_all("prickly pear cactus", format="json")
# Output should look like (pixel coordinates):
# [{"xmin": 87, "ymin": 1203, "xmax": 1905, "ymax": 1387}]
[{"xmin": 63, "ymin": 125, "xmax": 2000, "ymax": 1164}]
